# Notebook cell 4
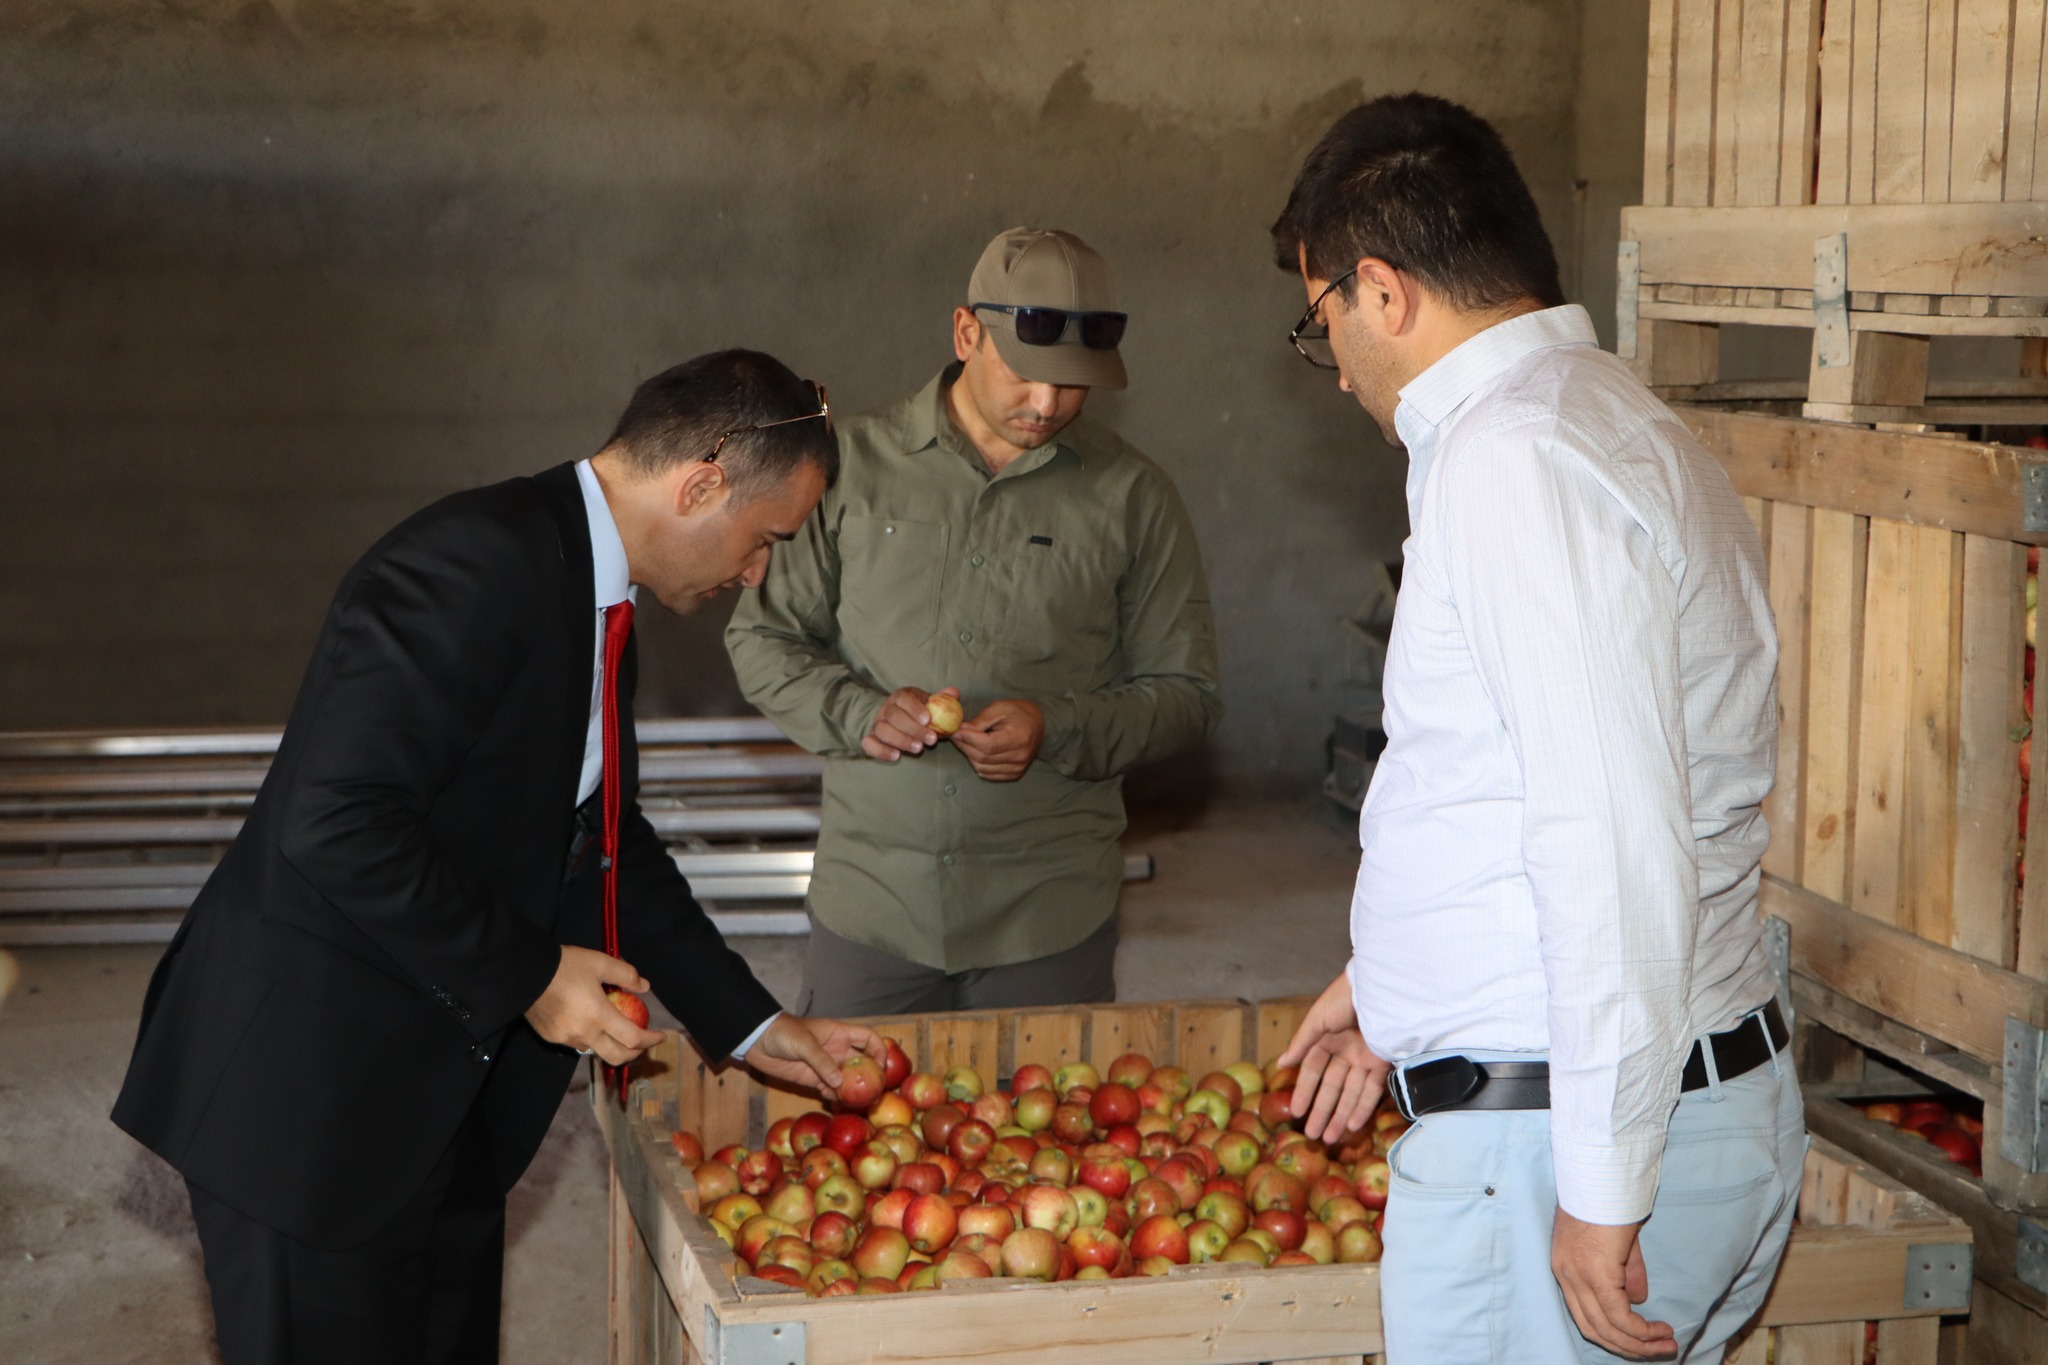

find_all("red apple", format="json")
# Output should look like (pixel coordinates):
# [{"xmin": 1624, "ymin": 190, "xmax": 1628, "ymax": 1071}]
[
  {"xmin": 857, "ymin": 1277, "xmax": 900, "ymax": 1295},
  {"xmin": 1011, "ymin": 1062, "xmax": 1055, "ymax": 1094},
  {"xmin": 671, "ymin": 1130, "xmax": 705, "ymax": 1164},
  {"xmin": 1862, "ymin": 1101, "xmax": 1905, "ymax": 1125},
  {"xmin": 1147, "ymin": 1066, "xmax": 1192, "ymax": 1104},
  {"xmin": 1272, "ymin": 1249, "xmax": 1319, "ymax": 1267},
  {"xmin": 934, "ymin": 1248, "xmax": 992, "ymax": 1283},
  {"xmin": 1029, "ymin": 1146, "xmax": 1075, "ymax": 1186},
  {"xmin": 901, "ymin": 1072, "xmax": 947, "ymax": 1110},
  {"xmin": 874, "ymin": 1125, "xmax": 922, "ymax": 1167},
  {"xmin": 764, "ymin": 1117, "xmax": 798, "ymax": 1160},
  {"xmin": 1195, "ymin": 1189, "xmax": 1251, "ymax": 1238},
  {"xmin": 1272, "ymin": 1139, "xmax": 1330, "ymax": 1186},
  {"xmin": 868, "ymin": 1188, "xmax": 913, "ymax": 1231},
  {"xmin": 1105, "ymin": 1123, "xmax": 1144, "ymax": 1157},
  {"xmin": 822, "ymin": 1113, "xmax": 871, "ymax": 1159},
  {"xmin": 790, "ymin": 1111, "xmax": 831, "ymax": 1156},
  {"xmin": 920, "ymin": 1103, "xmax": 966, "ymax": 1151},
  {"xmin": 1090, "ymin": 1082, "xmax": 1140, "ymax": 1130},
  {"xmin": 1128, "ymin": 1177, "xmax": 1181, "ymax": 1221},
  {"xmin": 762, "ymin": 1181, "xmax": 813, "ymax": 1225},
  {"xmin": 1321, "ymin": 1195, "xmax": 1372, "ymax": 1231},
  {"xmin": 1131, "ymin": 1214, "xmax": 1190, "ymax": 1264},
  {"xmin": 852, "ymin": 1226, "xmax": 910, "ymax": 1280},
  {"xmin": 750, "ymin": 1263, "xmax": 805, "ymax": 1289},
  {"xmin": 1052, "ymin": 1103, "xmax": 1096, "ymax": 1145},
  {"xmin": 957, "ymin": 1204, "xmax": 1015, "ymax": 1241},
  {"xmin": 736, "ymin": 1213, "xmax": 795, "ymax": 1262},
  {"xmin": 759, "ymin": 1234, "xmax": 813, "ymax": 1276},
  {"xmin": 712, "ymin": 1144, "xmax": 749, "ymax": 1168},
  {"xmin": 948, "ymin": 1118, "xmax": 997, "ymax": 1166},
  {"xmin": 1080, "ymin": 1154, "xmax": 1133, "ymax": 1199},
  {"xmin": 799, "ymin": 1147, "xmax": 848, "ymax": 1190},
  {"xmin": 1336, "ymin": 1220, "xmax": 1384, "ymax": 1263},
  {"xmin": 809, "ymin": 1210, "xmax": 857, "ymax": 1259},
  {"xmin": 891, "ymin": 1162, "xmax": 944, "ymax": 1196},
  {"xmin": 1901, "ymin": 1100, "xmax": 1951, "ymax": 1130},
  {"xmin": 1069, "ymin": 1225, "xmax": 1126, "ymax": 1270},
  {"xmin": 1354, "ymin": 1157, "xmax": 1391, "ymax": 1211},
  {"xmin": 851, "ymin": 1141, "xmax": 898, "ymax": 1191},
  {"xmin": 1254, "ymin": 1208, "xmax": 1308, "ymax": 1251},
  {"xmin": 605, "ymin": 988, "xmax": 650, "ymax": 1030},
  {"xmin": 1107, "ymin": 1052, "xmax": 1154, "ymax": 1088},
  {"xmin": 1196, "ymin": 1071, "xmax": 1244, "ymax": 1111},
  {"xmin": 1000, "ymin": 1226, "xmax": 1061, "ymax": 1281},
  {"xmin": 1248, "ymin": 1166, "xmax": 1308, "ymax": 1214},
  {"xmin": 867, "ymin": 1093, "xmax": 914, "ymax": 1130},
  {"xmin": 1018, "ymin": 1184, "xmax": 1079, "ymax": 1241},
  {"xmin": 903, "ymin": 1192, "xmax": 958, "ymax": 1254},
  {"xmin": 951, "ymin": 1232, "xmax": 1004, "ymax": 1277},
  {"xmin": 1054, "ymin": 1062, "xmax": 1102, "ymax": 1097},
  {"xmin": 1013, "ymin": 1087, "xmax": 1058, "ymax": 1132},
  {"xmin": 970, "ymin": 1091, "xmax": 1014, "ymax": 1130},
  {"xmin": 881, "ymin": 1038, "xmax": 912, "ymax": 1090},
  {"xmin": 735, "ymin": 1149, "xmax": 784, "ymax": 1196},
  {"xmin": 1925, "ymin": 1125, "xmax": 1981, "ymax": 1167},
  {"xmin": 691, "ymin": 1160, "xmax": 739, "ymax": 1203},
  {"xmin": 1258, "ymin": 1091, "xmax": 1297, "ymax": 1132}
]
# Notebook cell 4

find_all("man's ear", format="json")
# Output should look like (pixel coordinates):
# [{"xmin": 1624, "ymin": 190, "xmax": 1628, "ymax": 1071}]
[
  {"xmin": 952, "ymin": 306, "xmax": 982, "ymax": 364},
  {"xmin": 1354, "ymin": 257, "xmax": 1413, "ymax": 337},
  {"xmin": 672, "ymin": 459, "xmax": 729, "ymax": 518}
]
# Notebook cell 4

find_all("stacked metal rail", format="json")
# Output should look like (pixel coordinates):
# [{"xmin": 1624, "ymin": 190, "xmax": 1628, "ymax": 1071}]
[{"xmin": 0, "ymin": 718, "xmax": 1152, "ymax": 946}]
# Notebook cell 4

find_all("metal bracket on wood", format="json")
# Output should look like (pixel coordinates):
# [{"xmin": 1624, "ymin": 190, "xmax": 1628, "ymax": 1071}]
[
  {"xmin": 2019, "ymin": 1217, "xmax": 2048, "ymax": 1296},
  {"xmin": 1813, "ymin": 233, "xmax": 1850, "ymax": 369},
  {"xmin": 2023, "ymin": 463, "xmax": 2048, "ymax": 535},
  {"xmin": 2002, "ymin": 1018, "xmax": 2048, "ymax": 1173},
  {"xmin": 1616, "ymin": 240, "xmax": 1641, "ymax": 359},
  {"xmin": 705, "ymin": 1309, "xmax": 805, "ymax": 1365},
  {"xmin": 1762, "ymin": 915, "xmax": 1793, "ymax": 1024},
  {"xmin": 1903, "ymin": 1241, "xmax": 1975, "ymax": 1310}
]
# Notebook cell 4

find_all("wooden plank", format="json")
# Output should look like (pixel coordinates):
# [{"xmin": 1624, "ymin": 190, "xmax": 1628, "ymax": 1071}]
[
  {"xmin": 1718, "ymin": 0, "xmax": 1750, "ymax": 203},
  {"xmin": 925, "ymin": 1012, "xmax": 1002, "ymax": 1082},
  {"xmin": 761, "ymin": 1081, "xmax": 817, "ymax": 1133},
  {"xmin": 1674, "ymin": 0, "xmax": 1726, "ymax": 206},
  {"xmin": 1645, "ymin": 0, "xmax": 1683, "ymax": 207},
  {"xmin": 1848, "ymin": 0, "xmax": 1881, "ymax": 203},
  {"xmin": 1874, "ymin": 0, "xmax": 1931, "ymax": 203},
  {"xmin": 1766, "ymin": 502, "xmax": 1814, "ymax": 881},
  {"xmin": 1901, "ymin": 525, "xmax": 1964, "ymax": 948},
  {"xmin": 1952, "ymin": 0, "xmax": 2015, "ymax": 200},
  {"xmin": 2020, "ymin": 703, "xmax": 2048, "ymax": 978},
  {"xmin": 1622, "ymin": 201, "xmax": 2048, "ymax": 295},
  {"xmin": 1781, "ymin": 0, "xmax": 1826, "ymax": 203},
  {"xmin": 1927, "ymin": 0, "xmax": 1960, "ymax": 204},
  {"xmin": 1965, "ymin": 1277, "xmax": 2048, "ymax": 1363},
  {"xmin": 2010, "ymin": 0, "xmax": 2048, "ymax": 198},
  {"xmin": 1817, "ymin": 0, "xmax": 1855, "ymax": 201},
  {"xmin": 1877, "ymin": 1316, "xmax": 1941, "ymax": 1363},
  {"xmin": 1676, "ymin": 409, "xmax": 2048, "ymax": 545},
  {"xmin": 1726, "ymin": 1327, "xmax": 1772, "ymax": 1364},
  {"xmin": 1086, "ymin": 1004, "xmax": 1170, "ymax": 1072},
  {"xmin": 1853, "ymin": 518, "xmax": 1914, "ymax": 925},
  {"xmin": 1802, "ymin": 509, "xmax": 1867, "ymax": 900},
  {"xmin": 1630, "ymin": 318, "xmax": 1722, "ymax": 387},
  {"xmin": 1255, "ymin": 996, "xmax": 1317, "ymax": 1065},
  {"xmin": 698, "ymin": 1058, "xmax": 754, "ymax": 1152},
  {"xmin": 1777, "ymin": 1321, "xmax": 1864, "ymax": 1363},
  {"xmin": 1005, "ymin": 1009, "xmax": 1085, "ymax": 1079},
  {"xmin": 1763, "ymin": 1223, "xmax": 1970, "ymax": 1326},
  {"xmin": 1953, "ymin": 536, "xmax": 2027, "ymax": 966},
  {"xmin": 1174, "ymin": 1001, "xmax": 1249, "ymax": 1076},
  {"xmin": 1766, "ymin": 873, "xmax": 2048, "ymax": 1061},
  {"xmin": 1807, "ymin": 330, "xmax": 1930, "ymax": 409}
]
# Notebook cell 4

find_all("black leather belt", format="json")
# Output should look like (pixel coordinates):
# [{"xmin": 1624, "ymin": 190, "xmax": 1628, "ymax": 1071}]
[{"xmin": 1393, "ymin": 999, "xmax": 1789, "ymax": 1121}]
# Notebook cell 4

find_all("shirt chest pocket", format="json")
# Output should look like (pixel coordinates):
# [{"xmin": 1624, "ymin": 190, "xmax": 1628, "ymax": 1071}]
[
  {"xmin": 837, "ymin": 514, "xmax": 949, "ymax": 647},
  {"xmin": 1000, "ymin": 538, "xmax": 1120, "ymax": 669}
]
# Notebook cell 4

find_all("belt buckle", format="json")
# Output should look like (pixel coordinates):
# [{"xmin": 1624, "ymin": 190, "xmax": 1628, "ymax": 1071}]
[{"xmin": 1398, "ymin": 1055, "xmax": 1486, "ymax": 1119}]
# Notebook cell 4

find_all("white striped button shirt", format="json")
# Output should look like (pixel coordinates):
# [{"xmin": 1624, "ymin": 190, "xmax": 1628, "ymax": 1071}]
[{"xmin": 1350, "ymin": 304, "xmax": 1780, "ymax": 1223}]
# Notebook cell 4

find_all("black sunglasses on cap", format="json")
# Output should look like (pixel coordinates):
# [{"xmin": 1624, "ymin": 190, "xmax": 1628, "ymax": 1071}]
[{"xmin": 971, "ymin": 303, "xmax": 1128, "ymax": 351}]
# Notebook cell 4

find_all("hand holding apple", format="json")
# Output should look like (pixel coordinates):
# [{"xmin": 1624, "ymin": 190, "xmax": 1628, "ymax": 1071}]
[
  {"xmin": 861, "ymin": 686, "xmax": 960, "ymax": 762},
  {"xmin": 523, "ymin": 945, "xmax": 663, "ymax": 1065},
  {"xmin": 744, "ymin": 1014, "xmax": 892, "ymax": 1098},
  {"xmin": 949, "ymin": 698, "xmax": 1045, "ymax": 782}
]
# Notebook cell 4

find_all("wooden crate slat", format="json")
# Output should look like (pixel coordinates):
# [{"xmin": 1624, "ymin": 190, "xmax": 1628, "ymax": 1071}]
[
  {"xmin": 1924, "ymin": 0, "xmax": 1958, "ymax": 205},
  {"xmin": 1853, "ymin": 517, "xmax": 1914, "ymax": 926},
  {"xmin": 1005, "ymin": 1009, "xmax": 1085, "ymax": 1078},
  {"xmin": 1255, "ymin": 996, "xmax": 1318, "ymax": 1065},
  {"xmin": 1777, "ymin": 1320, "xmax": 1864, "ymax": 1363},
  {"xmin": 1952, "ymin": 535, "xmax": 2027, "ymax": 967},
  {"xmin": 1086, "ymin": 1004, "xmax": 1171, "ymax": 1071},
  {"xmin": 1675, "ymin": 0, "xmax": 1725, "ymax": 206},
  {"xmin": 1949, "ymin": 0, "xmax": 2015, "ymax": 200},
  {"xmin": 1875, "ymin": 1316, "xmax": 1941, "ymax": 1363},
  {"xmin": 1848, "ymin": 0, "xmax": 1882, "ymax": 203},
  {"xmin": 697, "ymin": 1058, "xmax": 754, "ymax": 1151},
  {"xmin": 2008, "ymin": 0, "xmax": 2048, "ymax": 198},
  {"xmin": 1766, "ymin": 501, "xmax": 1815, "ymax": 882},
  {"xmin": 1803, "ymin": 508, "xmax": 1870, "ymax": 901},
  {"xmin": 1727, "ymin": 1326, "xmax": 1772, "ymax": 1363},
  {"xmin": 925, "ymin": 1012, "xmax": 1003, "ymax": 1080},
  {"xmin": 1737, "ymin": 0, "xmax": 1792, "ymax": 205},
  {"xmin": 761, "ymin": 1080, "xmax": 820, "ymax": 1132},
  {"xmin": 1766, "ymin": 873, "xmax": 2048, "ymax": 1061},
  {"xmin": 2021, "ymin": 720, "xmax": 2048, "ymax": 980},
  {"xmin": 1646, "ymin": 0, "xmax": 1682, "ymax": 207},
  {"xmin": 1873, "ymin": 0, "xmax": 1930, "ymax": 204},
  {"xmin": 1717, "ymin": 0, "xmax": 1750, "ymax": 203},
  {"xmin": 1901, "ymin": 524, "xmax": 1963, "ymax": 948},
  {"xmin": 1817, "ymin": 0, "xmax": 1855, "ymax": 202},
  {"xmin": 1174, "ymin": 1001, "xmax": 1250, "ymax": 1077},
  {"xmin": 1781, "ymin": 0, "xmax": 1826, "ymax": 203}
]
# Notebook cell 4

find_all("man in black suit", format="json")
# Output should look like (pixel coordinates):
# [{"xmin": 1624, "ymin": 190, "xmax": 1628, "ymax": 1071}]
[{"xmin": 113, "ymin": 349, "xmax": 884, "ymax": 1365}]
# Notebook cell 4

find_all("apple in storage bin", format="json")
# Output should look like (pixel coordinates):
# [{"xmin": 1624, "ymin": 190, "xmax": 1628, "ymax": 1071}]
[
  {"xmin": 671, "ymin": 1130, "xmax": 705, "ymax": 1164},
  {"xmin": 763, "ymin": 1182, "xmax": 814, "ymax": 1226},
  {"xmin": 879, "ymin": 1037, "xmax": 912, "ymax": 1090},
  {"xmin": 1354, "ymin": 1157, "xmax": 1392, "ymax": 1211},
  {"xmin": 1108, "ymin": 1053, "xmax": 1154, "ymax": 1088},
  {"xmin": 691, "ymin": 1160, "xmax": 739, "ymax": 1203},
  {"xmin": 957, "ymin": 1204, "xmax": 1015, "ymax": 1241},
  {"xmin": 1195, "ymin": 1189, "xmax": 1251, "ymax": 1239},
  {"xmin": 1862, "ymin": 1101, "xmax": 1905, "ymax": 1125},
  {"xmin": 1079, "ymin": 1153, "xmax": 1132, "ymax": 1199},
  {"xmin": 1013, "ymin": 1087, "xmax": 1058, "ymax": 1132},
  {"xmin": 790, "ymin": 1111, "xmax": 831, "ymax": 1156},
  {"xmin": 751, "ymin": 1263, "xmax": 805, "ymax": 1289},
  {"xmin": 1300, "ymin": 1220, "xmax": 1337, "ymax": 1264},
  {"xmin": 1196, "ymin": 1071, "xmax": 1244, "ymax": 1111},
  {"xmin": 735, "ymin": 1149, "xmax": 783, "ymax": 1197},
  {"xmin": 1054, "ymin": 1061, "xmax": 1102, "ymax": 1097},
  {"xmin": 605, "ymin": 988, "xmax": 650, "ymax": 1029},
  {"xmin": 924, "ymin": 692, "xmax": 964, "ymax": 736},
  {"xmin": 996, "ymin": 1227, "xmax": 1059, "ymax": 1281},
  {"xmin": 799, "ymin": 1147, "xmax": 847, "ymax": 1190},
  {"xmin": 836, "ymin": 1054, "xmax": 885, "ymax": 1110},
  {"xmin": 903, "ymin": 1193, "xmax": 958, "ymax": 1254},
  {"xmin": 1130, "ymin": 1214, "xmax": 1191, "ymax": 1265},
  {"xmin": 867, "ymin": 1092, "xmax": 914, "ymax": 1130},
  {"xmin": 944, "ymin": 1065, "xmax": 985, "ymax": 1103},
  {"xmin": 809, "ymin": 1210, "xmax": 857, "ymax": 1259},
  {"xmin": 1185, "ymin": 1218, "xmax": 1231, "ymax": 1263},
  {"xmin": 921, "ymin": 1103, "xmax": 967, "ymax": 1150},
  {"xmin": 851, "ymin": 1141, "xmax": 898, "ymax": 1191},
  {"xmin": 1069, "ymin": 1225, "xmax": 1126, "ymax": 1270},
  {"xmin": 1011, "ymin": 1062, "xmax": 1055, "ymax": 1094},
  {"xmin": 901, "ymin": 1072, "xmax": 948, "ymax": 1110},
  {"xmin": 1901, "ymin": 1100, "xmax": 1951, "ymax": 1130},
  {"xmin": 1071, "ymin": 1184, "xmax": 1110, "ymax": 1229},
  {"xmin": 1924, "ymin": 1125, "xmax": 1981, "ymax": 1167},
  {"xmin": 813, "ymin": 1174, "xmax": 866, "ymax": 1218},
  {"xmin": 1090, "ymin": 1082, "xmax": 1140, "ymax": 1129},
  {"xmin": 852, "ymin": 1226, "xmax": 911, "ymax": 1281},
  {"xmin": 1336, "ymin": 1220, "xmax": 1384, "ymax": 1264},
  {"xmin": 1253, "ymin": 1208, "xmax": 1308, "ymax": 1252},
  {"xmin": 824, "ymin": 1114, "xmax": 872, "ymax": 1159},
  {"xmin": 1018, "ymin": 1184, "xmax": 1080, "ymax": 1241}
]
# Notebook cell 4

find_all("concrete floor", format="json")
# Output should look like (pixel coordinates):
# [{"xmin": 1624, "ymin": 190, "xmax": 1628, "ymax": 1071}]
[{"xmin": 0, "ymin": 797, "xmax": 1359, "ymax": 1365}]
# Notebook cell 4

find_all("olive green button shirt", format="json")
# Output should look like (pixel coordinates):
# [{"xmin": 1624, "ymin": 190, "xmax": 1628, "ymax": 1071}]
[{"xmin": 725, "ymin": 365, "xmax": 1222, "ymax": 972}]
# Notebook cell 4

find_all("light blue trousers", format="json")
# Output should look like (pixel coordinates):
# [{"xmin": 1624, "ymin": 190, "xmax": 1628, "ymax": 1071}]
[{"xmin": 1380, "ymin": 1045, "xmax": 1804, "ymax": 1363}]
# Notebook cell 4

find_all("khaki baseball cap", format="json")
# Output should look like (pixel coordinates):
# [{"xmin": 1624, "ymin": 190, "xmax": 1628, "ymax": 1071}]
[{"xmin": 967, "ymin": 227, "xmax": 1128, "ymax": 390}]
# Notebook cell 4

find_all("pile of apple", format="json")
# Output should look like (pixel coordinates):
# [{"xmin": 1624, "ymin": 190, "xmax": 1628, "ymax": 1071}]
[
  {"xmin": 670, "ymin": 1043, "xmax": 1402, "ymax": 1296},
  {"xmin": 1857, "ymin": 1096, "xmax": 1984, "ymax": 1176}
]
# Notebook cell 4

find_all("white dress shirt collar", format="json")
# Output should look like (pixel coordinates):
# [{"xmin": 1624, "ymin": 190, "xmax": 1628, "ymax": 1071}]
[{"xmin": 574, "ymin": 458, "xmax": 634, "ymax": 610}]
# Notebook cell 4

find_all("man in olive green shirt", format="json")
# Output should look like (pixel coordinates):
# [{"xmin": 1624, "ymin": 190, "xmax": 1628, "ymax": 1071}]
[{"xmin": 726, "ymin": 227, "xmax": 1222, "ymax": 1015}]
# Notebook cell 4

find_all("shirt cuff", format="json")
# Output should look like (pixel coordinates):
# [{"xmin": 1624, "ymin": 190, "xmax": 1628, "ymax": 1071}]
[
  {"xmin": 1550, "ymin": 1135, "xmax": 1663, "ymax": 1225},
  {"xmin": 729, "ymin": 1010, "xmax": 781, "ymax": 1061},
  {"xmin": 1031, "ymin": 693, "xmax": 1081, "ymax": 773}
]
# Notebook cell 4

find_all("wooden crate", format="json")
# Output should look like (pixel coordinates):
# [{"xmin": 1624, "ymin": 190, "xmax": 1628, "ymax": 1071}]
[
  {"xmin": 597, "ymin": 997, "xmax": 1972, "ymax": 1365},
  {"xmin": 1623, "ymin": 0, "xmax": 2048, "ymax": 423}
]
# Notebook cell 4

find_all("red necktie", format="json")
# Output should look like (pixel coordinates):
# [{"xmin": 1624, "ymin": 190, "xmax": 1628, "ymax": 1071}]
[{"xmin": 600, "ymin": 599, "xmax": 634, "ymax": 1100}]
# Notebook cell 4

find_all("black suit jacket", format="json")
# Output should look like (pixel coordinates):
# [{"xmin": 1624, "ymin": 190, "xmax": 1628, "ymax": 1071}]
[{"xmin": 112, "ymin": 462, "xmax": 780, "ymax": 1249}]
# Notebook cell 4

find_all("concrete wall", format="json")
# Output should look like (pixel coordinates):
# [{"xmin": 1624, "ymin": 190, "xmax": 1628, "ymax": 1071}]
[{"xmin": 0, "ymin": 0, "xmax": 1586, "ymax": 793}]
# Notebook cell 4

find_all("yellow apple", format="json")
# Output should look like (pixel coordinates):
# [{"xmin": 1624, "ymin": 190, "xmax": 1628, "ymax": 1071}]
[{"xmin": 925, "ymin": 693, "xmax": 964, "ymax": 736}]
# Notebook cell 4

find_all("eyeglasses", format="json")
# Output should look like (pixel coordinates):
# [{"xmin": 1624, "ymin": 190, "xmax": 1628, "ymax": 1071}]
[
  {"xmin": 971, "ymin": 303, "xmax": 1128, "ymax": 351},
  {"xmin": 1289, "ymin": 266, "xmax": 1360, "ymax": 371},
  {"xmin": 703, "ymin": 381, "xmax": 832, "ymax": 462}
]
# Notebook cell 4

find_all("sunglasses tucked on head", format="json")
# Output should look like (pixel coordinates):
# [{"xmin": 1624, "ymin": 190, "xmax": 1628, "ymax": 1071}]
[
  {"xmin": 970, "ymin": 303, "xmax": 1128, "ymax": 352},
  {"xmin": 702, "ymin": 380, "xmax": 831, "ymax": 463}
]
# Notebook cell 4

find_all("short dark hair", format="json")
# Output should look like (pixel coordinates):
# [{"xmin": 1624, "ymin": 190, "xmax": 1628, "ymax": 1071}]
[
  {"xmin": 604, "ymin": 349, "xmax": 837, "ymax": 496},
  {"xmin": 1271, "ymin": 94, "xmax": 1564, "ymax": 312}
]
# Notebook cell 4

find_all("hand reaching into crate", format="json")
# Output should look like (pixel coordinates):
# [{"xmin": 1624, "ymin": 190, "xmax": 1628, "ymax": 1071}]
[
  {"xmin": 744, "ymin": 1014, "xmax": 891, "ymax": 1098},
  {"xmin": 1277, "ymin": 970, "xmax": 1390, "ymax": 1143}
]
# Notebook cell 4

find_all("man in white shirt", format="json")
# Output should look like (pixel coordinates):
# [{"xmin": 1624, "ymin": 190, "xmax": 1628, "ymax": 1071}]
[{"xmin": 1271, "ymin": 96, "xmax": 1801, "ymax": 1363}]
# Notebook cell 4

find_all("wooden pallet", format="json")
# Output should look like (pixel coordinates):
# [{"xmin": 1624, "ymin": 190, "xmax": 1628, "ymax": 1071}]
[
  {"xmin": 599, "ymin": 997, "xmax": 1972, "ymax": 1365},
  {"xmin": 1625, "ymin": 0, "xmax": 2048, "ymax": 423}
]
